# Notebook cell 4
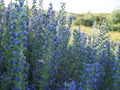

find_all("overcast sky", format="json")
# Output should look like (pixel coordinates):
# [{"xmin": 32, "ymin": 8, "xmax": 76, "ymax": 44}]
[{"xmin": 5, "ymin": 0, "xmax": 120, "ymax": 13}]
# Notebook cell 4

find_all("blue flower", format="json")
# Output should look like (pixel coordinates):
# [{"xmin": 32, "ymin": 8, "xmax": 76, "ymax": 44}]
[
  {"xmin": 32, "ymin": 71, "xmax": 35, "ymax": 75},
  {"xmin": 23, "ymin": 30, "xmax": 27, "ymax": 35},
  {"xmin": 16, "ymin": 7, "xmax": 21, "ymax": 12},
  {"xmin": 78, "ymin": 87, "xmax": 83, "ymax": 90},
  {"xmin": 42, "ymin": 45, "xmax": 47, "ymax": 50},
  {"xmin": 16, "ymin": 77, "xmax": 20, "ymax": 82},
  {"xmin": 10, "ymin": 25, "xmax": 16, "ymax": 29},
  {"xmin": 13, "ymin": 13, "xmax": 19, "ymax": 19},
  {"xmin": 71, "ymin": 81, "xmax": 75, "ymax": 85},
  {"xmin": 23, "ymin": 24, "xmax": 27, "ymax": 29},
  {"xmin": 48, "ymin": 70, "xmax": 54, "ymax": 74},
  {"xmin": 56, "ymin": 36, "xmax": 61, "ymax": 40},
  {"xmin": 13, "ymin": 60, "xmax": 18, "ymax": 65},
  {"xmin": 13, "ymin": 50, "xmax": 19, "ymax": 55},
  {"xmin": 24, "ymin": 73, "xmax": 28, "ymax": 79},
  {"xmin": 64, "ymin": 81, "xmax": 68, "ymax": 86},
  {"xmin": 88, "ymin": 81, "xmax": 92, "ymax": 86},
  {"xmin": 16, "ymin": 88, "xmax": 21, "ymax": 90},
  {"xmin": 10, "ymin": 36, "xmax": 14, "ymax": 40},
  {"xmin": 68, "ymin": 16, "xmax": 72, "ymax": 25},
  {"xmin": 54, "ymin": 19, "xmax": 58, "ymax": 25},
  {"xmin": 69, "ymin": 85, "xmax": 76, "ymax": 90},
  {"xmin": 0, "ymin": 76, "xmax": 3, "ymax": 79},
  {"xmin": 78, "ymin": 82, "xmax": 82, "ymax": 87},
  {"xmin": 48, "ymin": 62, "xmax": 52, "ymax": 65},
  {"xmin": 23, "ymin": 42, "xmax": 27, "ymax": 46},
  {"xmin": 24, "ymin": 63, "xmax": 30, "ymax": 67},
  {"xmin": 9, "ymin": 76, "xmax": 14, "ymax": 80},
  {"xmin": 14, "ymin": 3, "xmax": 18, "ymax": 7},
  {"xmin": 0, "ymin": 58, "xmax": 3, "ymax": 63},
  {"xmin": 11, "ymin": 68, "xmax": 16, "ymax": 73},
  {"xmin": 23, "ymin": 36, "xmax": 28, "ymax": 41},
  {"xmin": 15, "ymin": 32, "xmax": 20, "ymax": 37},
  {"xmin": 19, "ymin": 1, "xmax": 24, "ymax": 7},
  {"xmin": 15, "ymin": 40, "xmax": 20, "ymax": 45},
  {"xmin": 26, "ymin": 87, "xmax": 30, "ymax": 90},
  {"xmin": 49, "ymin": 79, "xmax": 53, "ymax": 85},
  {"xmin": 21, "ymin": 20, "xmax": 26, "ymax": 25},
  {"xmin": 54, "ymin": 65, "xmax": 58, "ymax": 69},
  {"xmin": 22, "ymin": 13, "xmax": 27, "ymax": 17},
  {"xmin": 0, "ymin": 27, "xmax": 2, "ymax": 31},
  {"xmin": 43, "ymin": 86, "xmax": 49, "ymax": 90},
  {"xmin": 10, "ymin": 21, "xmax": 15, "ymax": 25},
  {"xmin": 17, "ymin": 67, "xmax": 23, "ymax": 72},
  {"xmin": 86, "ymin": 64, "xmax": 93, "ymax": 67}
]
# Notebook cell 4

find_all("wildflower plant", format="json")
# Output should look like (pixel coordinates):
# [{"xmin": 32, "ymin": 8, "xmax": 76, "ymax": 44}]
[{"xmin": 0, "ymin": 0, "xmax": 120, "ymax": 90}]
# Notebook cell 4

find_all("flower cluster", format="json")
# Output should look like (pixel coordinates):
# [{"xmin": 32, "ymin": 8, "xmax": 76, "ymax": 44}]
[{"xmin": 0, "ymin": 0, "xmax": 120, "ymax": 90}]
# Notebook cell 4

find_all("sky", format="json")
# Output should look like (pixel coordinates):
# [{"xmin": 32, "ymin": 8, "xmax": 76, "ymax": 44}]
[{"xmin": 5, "ymin": 0, "xmax": 120, "ymax": 14}]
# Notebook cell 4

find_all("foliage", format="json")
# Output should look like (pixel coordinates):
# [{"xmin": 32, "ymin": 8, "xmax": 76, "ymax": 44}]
[
  {"xmin": 73, "ymin": 12, "xmax": 96, "ymax": 26},
  {"xmin": 0, "ymin": 0, "xmax": 120, "ymax": 90},
  {"xmin": 110, "ymin": 8, "xmax": 120, "ymax": 24},
  {"xmin": 109, "ymin": 8, "xmax": 120, "ymax": 31},
  {"xmin": 109, "ymin": 24, "xmax": 120, "ymax": 31},
  {"xmin": 73, "ymin": 13, "xmax": 108, "ymax": 28}
]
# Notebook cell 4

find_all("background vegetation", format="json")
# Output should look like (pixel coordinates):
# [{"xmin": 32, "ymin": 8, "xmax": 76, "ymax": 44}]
[{"xmin": 70, "ymin": 8, "xmax": 120, "ymax": 43}]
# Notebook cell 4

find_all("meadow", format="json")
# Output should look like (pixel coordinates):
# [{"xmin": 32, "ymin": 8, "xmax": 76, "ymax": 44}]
[{"xmin": 0, "ymin": 0, "xmax": 120, "ymax": 90}]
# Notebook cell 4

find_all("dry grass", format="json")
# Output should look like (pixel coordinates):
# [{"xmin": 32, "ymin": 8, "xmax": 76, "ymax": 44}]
[{"xmin": 109, "ymin": 31, "xmax": 120, "ymax": 43}]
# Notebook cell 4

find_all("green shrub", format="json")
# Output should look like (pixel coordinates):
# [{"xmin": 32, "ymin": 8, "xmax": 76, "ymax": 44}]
[
  {"xmin": 110, "ymin": 24, "xmax": 120, "ymax": 31},
  {"xmin": 84, "ymin": 12, "xmax": 94, "ymax": 26},
  {"xmin": 110, "ymin": 8, "xmax": 120, "ymax": 24},
  {"xmin": 83, "ymin": 19, "xmax": 94, "ymax": 26},
  {"xmin": 108, "ymin": 8, "xmax": 120, "ymax": 31}
]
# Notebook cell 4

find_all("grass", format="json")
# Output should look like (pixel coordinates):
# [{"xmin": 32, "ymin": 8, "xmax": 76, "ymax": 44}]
[
  {"xmin": 110, "ymin": 31, "xmax": 120, "ymax": 43},
  {"xmin": 72, "ymin": 25, "xmax": 120, "ymax": 43}
]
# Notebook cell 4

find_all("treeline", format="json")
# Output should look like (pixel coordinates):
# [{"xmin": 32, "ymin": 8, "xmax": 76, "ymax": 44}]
[{"xmin": 73, "ymin": 9, "xmax": 120, "ymax": 31}]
